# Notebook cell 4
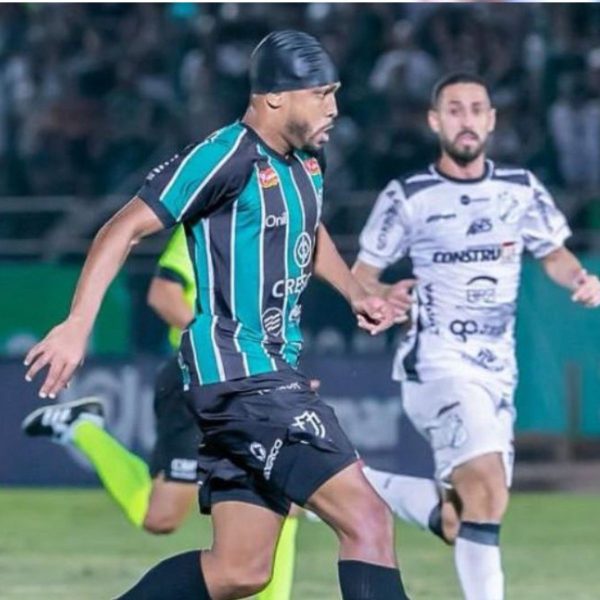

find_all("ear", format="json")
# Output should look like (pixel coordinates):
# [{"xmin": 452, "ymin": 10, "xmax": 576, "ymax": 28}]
[
  {"xmin": 265, "ymin": 92, "xmax": 284, "ymax": 109},
  {"xmin": 428, "ymin": 109, "xmax": 440, "ymax": 134}
]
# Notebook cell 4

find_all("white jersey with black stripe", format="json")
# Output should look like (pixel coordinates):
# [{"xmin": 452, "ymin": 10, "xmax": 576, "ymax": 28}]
[{"xmin": 358, "ymin": 160, "xmax": 571, "ymax": 386}]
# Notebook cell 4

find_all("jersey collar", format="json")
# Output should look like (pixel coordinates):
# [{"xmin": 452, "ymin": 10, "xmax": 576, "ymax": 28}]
[{"xmin": 431, "ymin": 159, "xmax": 493, "ymax": 184}]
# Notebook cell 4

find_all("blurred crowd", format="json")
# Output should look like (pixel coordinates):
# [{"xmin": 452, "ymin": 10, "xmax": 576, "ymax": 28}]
[{"xmin": 0, "ymin": 3, "xmax": 599, "ymax": 217}]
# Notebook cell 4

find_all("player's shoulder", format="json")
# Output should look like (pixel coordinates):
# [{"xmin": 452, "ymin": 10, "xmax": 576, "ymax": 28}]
[
  {"xmin": 489, "ymin": 162, "xmax": 533, "ymax": 188},
  {"xmin": 392, "ymin": 166, "xmax": 444, "ymax": 200}
]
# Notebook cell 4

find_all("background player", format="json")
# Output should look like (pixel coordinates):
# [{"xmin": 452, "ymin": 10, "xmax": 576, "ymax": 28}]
[
  {"xmin": 353, "ymin": 72, "xmax": 600, "ymax": 600},
  {"xmin": 24, "ymin": 31, "xmax": 409, "ymax": 600},
  {"xmin": 22, "ymin": 224, "xmax": 299, "ymax": 600}
]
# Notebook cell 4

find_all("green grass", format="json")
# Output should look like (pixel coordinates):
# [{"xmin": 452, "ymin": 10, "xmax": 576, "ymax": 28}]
[{"xmin": 0, "ymin": 490, "xmax": 599, "ymax": 599}]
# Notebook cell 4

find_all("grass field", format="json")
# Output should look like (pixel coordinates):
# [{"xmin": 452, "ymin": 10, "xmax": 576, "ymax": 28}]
[{"xmin": 1, "ymin": 490, "xmax": 599, "ymax": 599}]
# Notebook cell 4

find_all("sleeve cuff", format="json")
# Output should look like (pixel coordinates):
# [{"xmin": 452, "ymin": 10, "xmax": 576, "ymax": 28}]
[
  {"xmin": 531, "ymin": 226, "xmax": 572, "ymax": 259},
  {"xmin": 155, "ymin": 266, "xmax": 187, "ymax": 287},
  {"xmin": 356, "ymin": 249, "xmax": 392, "ymax": 270},
  {"xmin": 137, "ymin": 190, "xmax": 177, "ymax": 228}
]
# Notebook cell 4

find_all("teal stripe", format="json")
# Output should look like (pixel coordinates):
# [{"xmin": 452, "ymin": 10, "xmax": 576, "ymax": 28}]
[
  {"xmin": 159, "ymin": 123, "xmax": 245, "ymax": 220},
  {"xmin": 233, "ymin": 167, "xmax": 273, "ymax": 374},
  {"xmin": 191, "ymin": 225, "xmax": 220, "ymax": 382},
  {"xmin": 271, "ymin": 161, "xmax": 305, "ymax": 365}
]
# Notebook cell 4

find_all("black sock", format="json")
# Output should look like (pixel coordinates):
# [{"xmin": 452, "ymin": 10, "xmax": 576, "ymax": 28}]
[
  {"xmin": 115, "ymin": 550, "xmax": 211, "ymax": 599},
  {"xmin": 338, "ymin": 560, "xmax": 410, "ymax": 600}
]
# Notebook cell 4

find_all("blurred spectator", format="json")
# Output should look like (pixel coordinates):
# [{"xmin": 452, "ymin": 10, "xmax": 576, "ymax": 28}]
[{"xmin": 0, "ymin": 3, "xmax": 597, "ymax": 198}]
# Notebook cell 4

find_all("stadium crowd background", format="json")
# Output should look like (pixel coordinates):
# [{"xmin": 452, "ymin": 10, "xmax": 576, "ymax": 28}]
[{"xmin": 1, "ymin": 2, "xmax": 599, "ymax": 356}]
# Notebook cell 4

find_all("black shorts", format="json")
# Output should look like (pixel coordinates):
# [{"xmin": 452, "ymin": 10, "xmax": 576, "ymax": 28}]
[
  {"xmin": 148, "ymin": 357, "xmax": 201, "ymax": 483},
  {"xmin": 187, "ymin": 368, "xmax": 358, "ymax": 517}
]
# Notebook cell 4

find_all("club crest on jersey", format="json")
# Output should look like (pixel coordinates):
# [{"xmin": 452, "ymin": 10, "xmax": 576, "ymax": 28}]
[
  {"xmin": 304, "ymin": 157, "xmax": 321, "ymax": 176},
  {"xmin": 259, "ymin": 167, "xmax": 279, "ymax": 188}
]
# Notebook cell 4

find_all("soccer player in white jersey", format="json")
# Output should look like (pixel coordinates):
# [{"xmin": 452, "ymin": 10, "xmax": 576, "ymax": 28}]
[{"xmin": 352, "ymin": 72, "xmax": 600, "ymax": 600}]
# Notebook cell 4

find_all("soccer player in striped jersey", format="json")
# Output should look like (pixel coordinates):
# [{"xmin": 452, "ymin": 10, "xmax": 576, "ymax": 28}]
[
  {"xmin": 24, "ymin": 31, "xmax": 410, "ymax": 600},
  {"xmin": 23, "ymin": 224, "xmax": 300, "ymax": 600},
  {"xmin": 353, "ymin": 72, "xmax": 600, "ymax": 600}
]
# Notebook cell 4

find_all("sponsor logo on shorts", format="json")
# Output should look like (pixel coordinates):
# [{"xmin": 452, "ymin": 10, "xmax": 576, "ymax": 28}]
[
  {"xmin": 304, "ymin": 157, "xmax": 321, "ymax": 176},
  {"xmin": 259, "ymin": 167, "xmax": 279, "ymax": 188},
  {"xmin": 262, "ymin": 307, "xmax": 283, "ymax": 336},
  {"xmin": 170, "ymin": 458, "xmax": 198, "ymax": 481},
  {"xmin": 294, "ymin": 233, "xmax": 313, "ymax": 268},
  {"xmin": 291, "ymin": 410, "xmax": 326, "ymax": 438},
  {"xmin": 467, "ymin": 217, "xmax": 493, "ymax": 236},
  {"xmin": 263, "ymin": 438, "xmax": 283, "ymax": 481},
  {"xmin": 250, "ymin": 442, "xmax": 267, "ymax": 462}
]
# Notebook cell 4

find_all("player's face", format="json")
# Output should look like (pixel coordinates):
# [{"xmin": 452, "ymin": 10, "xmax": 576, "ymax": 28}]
[
  {"xmin": 428, "ymin": 83, "xmax": 496, "ymax": 165},
  {"xmin": 284, "ymin": 83, "xmax": 339, "ymax": 151}
]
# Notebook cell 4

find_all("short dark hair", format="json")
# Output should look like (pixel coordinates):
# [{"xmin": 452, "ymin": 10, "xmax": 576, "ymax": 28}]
[{"xmin": 430, "ymin": 72, "xmax": 490, "ymax": 108}]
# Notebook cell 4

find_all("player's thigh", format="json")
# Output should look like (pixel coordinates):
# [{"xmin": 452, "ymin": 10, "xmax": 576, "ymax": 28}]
[
  {"xmin": 145, "ymin": 474, "xmax": 197, "ymax": 527},
  {"xmin": 210, "ymin": 500, "xmax": 284, "ymax": 568},
  {"xmin": 306, "ymin": 461, "xmax": 388, "ymax": 524},
  {"xmin": 403, "ymin": 378, "xmax": 514, "ymax": 488}
]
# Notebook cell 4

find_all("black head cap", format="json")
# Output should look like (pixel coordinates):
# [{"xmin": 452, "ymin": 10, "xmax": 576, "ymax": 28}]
[{"xmin": 250, "ymin": 30, "xmax": 339, "ymax": 94}]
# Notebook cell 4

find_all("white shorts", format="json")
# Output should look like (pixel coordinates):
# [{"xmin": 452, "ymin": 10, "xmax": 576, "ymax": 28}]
[{"xmin": 402, "ymin": 377, "xmax": 516, "ymax": 488}]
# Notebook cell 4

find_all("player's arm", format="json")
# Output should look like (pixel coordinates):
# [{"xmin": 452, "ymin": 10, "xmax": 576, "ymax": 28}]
[
  {"xmin": 351, "ymin": 178, "xmax": 416, "ymax": 321},
  {"xmin": 147, "ymin": 276, "xmax": 194, "ymax": 330},
  {"xmin": 25, "ymin": 197, "xmax": 164, "ymax": 397},
  {"xmin": 352, "ymin": 260, "xmax": 414, "ymax": 322},
  {"xmin": 541, "ymin": 246, "xmax": 600, "ymax": 307},
  {"xmin": 312, "ymin": 224, "xmax": 393, "ymax": 335}
]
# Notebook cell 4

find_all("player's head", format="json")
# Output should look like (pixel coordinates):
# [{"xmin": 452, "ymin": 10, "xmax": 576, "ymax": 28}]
[
  {"xmin": 428, "ymin": 72, "xmax": 496, "ymax": 166},
  {"xmin": 249, "ymin": 30, "xmax": 340, "ymax": 151}
]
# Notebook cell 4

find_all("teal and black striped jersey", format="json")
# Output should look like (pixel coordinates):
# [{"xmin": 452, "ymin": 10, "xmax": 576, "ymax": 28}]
[{"xmin": 138, "ymin": 121, "xmax": 324, "ymax": 385}]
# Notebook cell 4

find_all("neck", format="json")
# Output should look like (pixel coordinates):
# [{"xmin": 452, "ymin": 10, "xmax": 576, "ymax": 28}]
[
  {"xmin": 436, "ymin": 152, "xmax": 487, "ymax": 180},
  {"xmin": 242, "ymin": 107, "xmax": 293, "ymax": 156}
]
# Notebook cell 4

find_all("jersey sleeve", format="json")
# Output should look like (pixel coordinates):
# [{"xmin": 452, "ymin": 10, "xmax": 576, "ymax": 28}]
[
  {"xmin": 521, "ymin": 172, "xmax": 572, "ymax": 259},
  {"xmin": 137, "ymin": 130, "xmax": 251, "ymax": 227},
  {"xmin": 357, "ymin": 179, "xmax": 411, "ymax": 269},
  {"xmin": 156, "ymin": 225, "xmax": 194, "ymax": 290}
]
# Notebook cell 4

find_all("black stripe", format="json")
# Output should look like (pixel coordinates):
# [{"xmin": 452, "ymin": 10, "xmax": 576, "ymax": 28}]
[
  {"xmin": 459, "ymin": 522, "xmax": 500, "ymax": 546},
  {"xmin": 184, "ymin": 225, "xmax": 201, "ymax": 315},
  {"xmin": 259, "ymin": 156, "xmax": 288, "ymax": 346},
  {"xmin": 208, "ymin": 209, "xmax": 233, "ymax": 319},
  {"xmin": 155, "ymin": 266, "xmax": 187, "ymax": 287},
  {"xmin": 291, "ymin": 157, "xmax": 319, "ymax": 234},
  {"xmin": 404, "ymin": 311, "xmax": 423, "ymax": 382}
]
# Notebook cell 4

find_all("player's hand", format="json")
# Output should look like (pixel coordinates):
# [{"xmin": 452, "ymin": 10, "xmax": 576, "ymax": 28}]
[
  {"xmin": 386, "ymin": 278, "xmax": 416, "ymax": 323},
  {"xmin": 24, "ymin": 319, "xmax": 88, "ymax": 399},
  {"xmin": 309, "ymin": 379, "xmax": 321, "ymax": 392},
  {"xmin": 572, "ymin": 270, "xmax": 600, "ymax": 307},
  {"xmin": 351, "ymin": 294, "xmax": 395, "ymax": 335}
]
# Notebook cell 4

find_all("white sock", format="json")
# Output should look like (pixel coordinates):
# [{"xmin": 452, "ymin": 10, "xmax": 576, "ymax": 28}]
[
  {"xmin": 362, "ymin": 466, "xmax": 440, "ymax": 530},
  {"xmin": 455, "ymin": 521, "xmax": 504, "ymax": 600}
]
